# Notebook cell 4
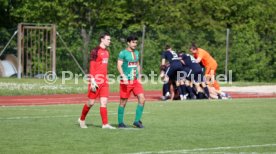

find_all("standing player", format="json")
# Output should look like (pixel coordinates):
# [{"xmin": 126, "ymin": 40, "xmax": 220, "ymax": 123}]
[
  {"xmin": 78, "ymin": 32, "xmax": 115, "ymax": 129},
  {"xmin": 117, "ymin": 35, "xmax": 145, "ymax": 128},
  {"xmin": 189, "ymin": 43, "xmax": 221, "ymax": 97}
]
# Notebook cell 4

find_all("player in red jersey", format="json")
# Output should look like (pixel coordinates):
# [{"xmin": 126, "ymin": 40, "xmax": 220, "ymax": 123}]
[{"xmin": 78, "ymin": 32, "xmax": 115, "ymax": 129}]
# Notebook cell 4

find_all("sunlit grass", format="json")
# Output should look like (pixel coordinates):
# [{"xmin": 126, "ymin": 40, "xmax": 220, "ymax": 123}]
[{"xmin": 0, "ymin": 98, "xmax": 276, "ymax": 153}]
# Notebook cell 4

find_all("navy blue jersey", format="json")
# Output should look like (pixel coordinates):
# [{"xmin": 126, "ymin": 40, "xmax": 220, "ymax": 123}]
[
  {"xmin": 162, "ymin": 50, "xmax": 182, "ymax": 66},
  {"xmin": 181, "ymin": 54, "xmax": 202, "ymax": 71}
]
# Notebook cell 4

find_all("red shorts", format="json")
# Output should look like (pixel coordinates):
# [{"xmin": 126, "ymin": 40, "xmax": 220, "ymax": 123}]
[
  {"xmin": 120, "ymin": 79, "xmax": 144, "ymax": 99},
  {"xmin": 87, "ymin": 83, "xmax": 109, "ymax": 99}
]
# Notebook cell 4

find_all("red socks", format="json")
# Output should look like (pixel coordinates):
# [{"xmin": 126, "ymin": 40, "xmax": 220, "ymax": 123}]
[
  {"xmin": 80, "ymin": 104, "xmax": 91, "ymax": 120},
  {"xmin": 80, "ymin": 105, "xmax": 108, "ymax": 125},
  {"xmin": 100, "ymin": 107, "xmax": 108, "ymax": 125}
]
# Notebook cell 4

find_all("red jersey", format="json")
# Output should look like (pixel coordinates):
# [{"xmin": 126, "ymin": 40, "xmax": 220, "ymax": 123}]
[{"xmin": 89, "ymin": 47, "xmax": 109, "ymax": 84}]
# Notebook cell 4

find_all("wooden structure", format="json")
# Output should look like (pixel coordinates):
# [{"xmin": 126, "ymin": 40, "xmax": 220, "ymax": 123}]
[{"xmin": 17, "ymin": 23, "xmax": 56, "ymax": 78}]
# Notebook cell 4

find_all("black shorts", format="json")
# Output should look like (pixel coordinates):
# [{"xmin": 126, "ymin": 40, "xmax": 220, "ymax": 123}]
[
  {"xmin": 190, "ymin": 68, "xmax": 204, "ymax": 82},
  {"xmin": 165, "ymin": 64, "xmax": 183, "ymax": 80}
]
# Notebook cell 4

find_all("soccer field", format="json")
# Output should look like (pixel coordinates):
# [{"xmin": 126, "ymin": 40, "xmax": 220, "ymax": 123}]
[{"xmin": 1, "ymin": 98, "xmax": 276, "ymax": 153}]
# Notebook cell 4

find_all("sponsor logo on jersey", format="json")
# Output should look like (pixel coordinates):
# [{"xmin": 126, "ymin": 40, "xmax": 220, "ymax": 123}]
[
  {"xmin": 102, "ymin": 58, "xmax": 108, "ymax": 64},
  {"xmin": 128, "ymin": 61, "xmax": 138, "ymax": 68}
]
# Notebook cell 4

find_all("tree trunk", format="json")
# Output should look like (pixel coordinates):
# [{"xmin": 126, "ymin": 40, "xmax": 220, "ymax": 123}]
[{"xmin": 81, "ymin": 28, "xmax": 90, "ymax": 73}]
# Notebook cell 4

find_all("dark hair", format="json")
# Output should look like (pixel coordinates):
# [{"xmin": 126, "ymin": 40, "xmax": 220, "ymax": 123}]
[
  {"xmin": 165, "ymin": 45, "xmax": 171, "ymax": 50},
  {"xmin": 99, "ymin": 32, "xmax": 110, "ymax": 42},
  {"xmin": 190, "ymin": 42, "xmax": 197, "ymax": 50},
  {"xmin": 90, "ymin": 32, "xmax": 110, "ymax": 61},
  {"xmin": 126, "ymin": 35, "xmax": 138, "ymax": 43}
]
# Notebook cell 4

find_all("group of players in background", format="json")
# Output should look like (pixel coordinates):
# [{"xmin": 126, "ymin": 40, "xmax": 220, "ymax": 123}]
[{"xmin": 160, "ymin": 44, "xmax": 230, "ymax": 101}]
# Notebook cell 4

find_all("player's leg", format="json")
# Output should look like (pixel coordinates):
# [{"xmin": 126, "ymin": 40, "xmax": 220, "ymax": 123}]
[
  {"xmin": 205, "ymin": 67, "xmax": 212, "ymax": 85},
  {"xmin": 133, "ymin": 93, "xmax": 145, "ymax": 128},
  {"xmin": 205, "ymin": 67, "xmax": 221, "ymax": 99},
  {"xmin": 194, "ymin": 81, "xmax": 207, "ymax": 99},
  {"xmin": 97, "ymin": 84, "xmax": 115, "ymax": 129},
  {"xmin": 208, "ymin": 85, "xmax": 219, "ymax": 99},
  {"xmin": 175, "ymin": 80, "xmax": 184, "ymax": 100},
  {"xmin": 185, "ymin": 80, "xmax": 196, "ymax": 99},
  {"xmin": 206, "ymin": 65, "xmax": 220, "ymax": 91},
  {"xmin": 163, "ymin": 66, "xmax": 171, "ymax": 83},
  {"xmin": 118, "ymin": 83, "xmax": 131, "ymax": 128},
  {"xmin": 133, "ymin": 80, "xmax": 145, "ymax": 128},
  {"xmin": 78, "ymin": 99, "xmax": 96, "ymax": 128},
  {"xmin": 209, "ymin": 68, "xmax": 222, "ymax": 98},
  {"xmin": 161, "ymin": 83, "xmax": 171, "ymax": 100},
  {"xmin": 160, "ymin": 66, "xmax": 171, "ymax": 99},
  {"xmin": 182, "ymin": 67, "xmax": 195, "ymax": 99},
  {"xmin": 201, "ymin": 81, "xmax": 210, "ymax": 99},
  {"xmin": 118, "ymin": 98, "xmax": 128, "ymax": 128},
  {"xmin": 211, "ymin": 69, "xmax": 221, "ymax": 92},
  {"xmin": 180, "ymin": 79, "xmax": 188, "ymax": 99},
  {"xmin": 197, "ymin": 71, "xmax": 210, "ymax": 99},
  {"xmin": 170, "ymin": 81, "xmax": 175, "ymax": 100},
  {"xmin": 162, "ymin": 78, "xmax": 170, "ymax": 99},
  {"xmin": 100, "ymin": 97, "xmax": 116, "ymax": 129}
]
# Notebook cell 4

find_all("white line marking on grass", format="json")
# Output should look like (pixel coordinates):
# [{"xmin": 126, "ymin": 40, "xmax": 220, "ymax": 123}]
[
  {"xmin": 0, "ymin": 112, "xmax": 149, "ymax": 120},
  {"xmin": 129, "ymin": 143, "xmax": 276, "ymax": 154}
]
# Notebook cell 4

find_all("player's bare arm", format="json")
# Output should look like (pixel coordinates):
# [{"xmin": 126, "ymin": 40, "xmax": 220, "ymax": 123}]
[
  {"xmin": 137, "ymin": 61, "xmax": 142, "ymax": 81},
  {"xmin": 181, "ymin": 59, "xmax": 186, "ymax": 65},
  {"xmin": 161, "ymin": 58, "xmax": 166, "ymax": 66},
  {"xmin": 117, "ymin": 60, "xmax": 128, "ymax": 82}
]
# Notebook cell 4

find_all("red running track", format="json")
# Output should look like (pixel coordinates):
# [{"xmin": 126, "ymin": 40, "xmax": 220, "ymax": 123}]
[{"xmin": 0, "ymin": 91, "xmax": 276, "ymax": 106}]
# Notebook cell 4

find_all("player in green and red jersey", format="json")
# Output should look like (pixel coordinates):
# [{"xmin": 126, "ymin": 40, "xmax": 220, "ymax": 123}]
[{"xmin": 117, "ymin": 35, "xmax": 145, "ymax": 128}]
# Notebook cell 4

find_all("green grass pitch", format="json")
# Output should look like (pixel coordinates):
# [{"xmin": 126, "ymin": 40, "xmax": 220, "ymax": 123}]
[{"xmin": 1, "ymin": 98, "xmax": 276, "ymax": 153}]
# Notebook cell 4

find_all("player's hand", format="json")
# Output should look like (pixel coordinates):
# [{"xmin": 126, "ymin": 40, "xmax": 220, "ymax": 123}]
[
  {"xmin": 160, "ymin": 65, "xmax": 166, "ymax": 71},
  {"xmin": 160, "ymin": 71, "xmax": 165, "ymax": 78},
  {"xmin": 90, "ymin": 78, "xmax": 98, "ymax": 92},
  {"xmin": 121, "ymin": 75, "xmax": 128, "ymax": 84},
  {"xmin": 137, "ymin": 75, "xmax": 142, "ymax": 83}
]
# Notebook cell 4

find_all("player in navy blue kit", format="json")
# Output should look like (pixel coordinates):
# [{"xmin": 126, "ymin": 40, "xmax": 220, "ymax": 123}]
[
  {"xmin": 161, "ymin": 45, "xmax": 190, "ymax": 100},
  {"xmin": 181, "ymin": 53, "xmax": 210, "ymax": 99},
  {"xmin": 160, "ymin": 64, "xmax": 171, "ymax": 100}
]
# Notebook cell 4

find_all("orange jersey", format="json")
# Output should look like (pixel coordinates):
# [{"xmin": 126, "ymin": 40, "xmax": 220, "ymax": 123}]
[{"xmin": 193, "ymin": 48, "xmax": 217, "ymax": 68}]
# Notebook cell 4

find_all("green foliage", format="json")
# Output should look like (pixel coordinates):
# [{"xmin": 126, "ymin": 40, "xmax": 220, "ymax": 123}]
[{"xmin": 0, "ymin": 0, "xmax": 275, "ymax": 81}]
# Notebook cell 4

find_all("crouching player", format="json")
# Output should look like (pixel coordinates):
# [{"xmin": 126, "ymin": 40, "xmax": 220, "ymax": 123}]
[
  {"xmin": 117, "ymin": 35, "xmax": 146, "ymax": 128},
  {"xmin": 181, "ymin": 53, "xmax": 210, "ymax": 99},
  {"xmin": 161, "ymin": 45, "xmax": 189, "ymax": 100}
]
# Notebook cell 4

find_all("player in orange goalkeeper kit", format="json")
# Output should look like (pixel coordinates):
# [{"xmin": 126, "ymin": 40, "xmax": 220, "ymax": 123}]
[
  {"xmin": 78, "ymin": 32, "xmax": 115, "ymax": 129},
  {"xmin": 189, "ymin": 43, "xmax": 221, "ymax": 98}
]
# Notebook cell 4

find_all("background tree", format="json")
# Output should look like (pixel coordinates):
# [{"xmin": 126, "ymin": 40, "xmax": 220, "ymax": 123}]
[{"xmin": 0, "ymin": 0, "xmax": 275, "ymax": 81}]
